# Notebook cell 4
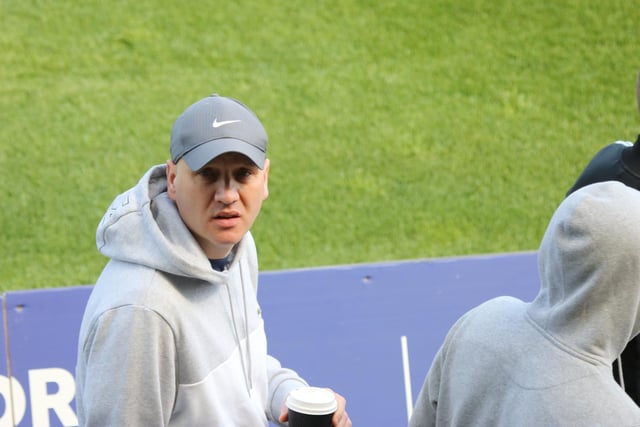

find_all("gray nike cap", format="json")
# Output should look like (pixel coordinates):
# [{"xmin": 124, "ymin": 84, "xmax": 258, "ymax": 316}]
[{"xmin": 170, "ymin": 94, "xmax": 268, "ymax": 171}]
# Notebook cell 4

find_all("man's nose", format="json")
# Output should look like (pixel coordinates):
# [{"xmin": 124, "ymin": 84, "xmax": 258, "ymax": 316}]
[{"xmin": 215, "ymin": 182, "xmax": 239, "ymax": 205}]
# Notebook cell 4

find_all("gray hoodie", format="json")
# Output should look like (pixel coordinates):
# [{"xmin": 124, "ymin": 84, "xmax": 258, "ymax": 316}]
[
  {"xmin": 409, "ymin": 181, "xmax": 640, "ymax": 427},
  {"xmin": 75, "ymin": 165, "xmax": 307, "ymax": 427}
]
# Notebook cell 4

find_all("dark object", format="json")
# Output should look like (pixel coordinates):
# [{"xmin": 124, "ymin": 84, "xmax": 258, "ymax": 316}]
[
  {"xmin": 567, "ymin": 135, "xmax": 640, "ymax": 196},
  {"xmin": 288, "ymin": 409, "xmax": 333, "ymax": 427}
]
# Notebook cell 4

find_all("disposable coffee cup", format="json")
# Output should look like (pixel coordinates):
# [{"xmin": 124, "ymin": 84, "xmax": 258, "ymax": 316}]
[{"xmin": 286, "ymin": 386, "xmax": 337, "ymax": 427}]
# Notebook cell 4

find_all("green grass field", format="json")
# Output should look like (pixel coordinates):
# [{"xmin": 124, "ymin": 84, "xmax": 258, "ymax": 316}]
[{"xmin": 2, "ymin": 0, "xmax": 639, "ymax": 291}]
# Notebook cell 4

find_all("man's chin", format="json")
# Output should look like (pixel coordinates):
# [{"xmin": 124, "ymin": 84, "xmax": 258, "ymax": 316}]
[
  {"xmin": 197, "ymin": 231, "xmax": 246, "ymax": 259},
  {"xmin": 211, "ymin": 231, "xmax": 246, "ymax": 249}
]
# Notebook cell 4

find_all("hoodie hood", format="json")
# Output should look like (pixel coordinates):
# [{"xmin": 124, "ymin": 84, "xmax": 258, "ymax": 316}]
[
  {"xmin": 96, "ymin": 164, "xmax": 250, "ymax": 282},
  {"xmin": 528, "ymin": 181, "xmax": 640, "ymax": 365}
]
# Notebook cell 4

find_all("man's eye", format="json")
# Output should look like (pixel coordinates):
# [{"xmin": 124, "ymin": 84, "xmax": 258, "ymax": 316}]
[
  {"xmin": 198, "ymin": 169, "xmax": 217, "ymax": 179},
  {"xmin": 235, "ymin": 169, "xmax": 252, "ymax": 181}
]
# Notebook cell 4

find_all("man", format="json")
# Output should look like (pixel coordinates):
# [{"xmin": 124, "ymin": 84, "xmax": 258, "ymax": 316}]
[
  {"xmin": 565, "ymin": 70, "xmax": 640, "ymax": 404},
  {"xmin": 409, "ymin": 181, "xmax": 640, "ymax": 426},
  {"xmin": 75, "ymin": 94, "xmax": 351, "ymax": 426}
]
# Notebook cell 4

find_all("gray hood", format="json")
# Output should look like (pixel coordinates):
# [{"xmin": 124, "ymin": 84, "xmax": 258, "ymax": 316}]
[
  {"xmin": 96, "ymin": 164, "xmax": 249, "ymax": 282},
  {"xmin": 528, "ymin": 180, "xmax": 640, "ymax": 365}
]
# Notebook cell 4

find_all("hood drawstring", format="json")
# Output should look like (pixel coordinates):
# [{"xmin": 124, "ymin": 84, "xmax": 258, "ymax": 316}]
[
  {"xmin": 617, "ymin": 356, "xmax": 625, "ymax": 391},
  {"xmin": 225, "ymin": 262, "xmax": 253, "ymax": 395},
  {"xmin": 240, "ymin": 261, "xmax": 253, "ymax": 390}
]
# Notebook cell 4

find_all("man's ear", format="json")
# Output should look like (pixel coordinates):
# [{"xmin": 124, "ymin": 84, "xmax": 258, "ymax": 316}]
[
  {"xmin": 262, "ymin": 158, "xmax": 270, "ymax": 200},
  {"xmin": 166, "ymin": 160, "xmax": 178, "ymax": 200}
]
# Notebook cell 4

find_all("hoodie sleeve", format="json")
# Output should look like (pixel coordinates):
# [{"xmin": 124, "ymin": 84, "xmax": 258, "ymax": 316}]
[
  {"xmin": 409, "ymin": 346, "xmax": 442, "ymax": 427},
  {"xmin": 77, "ymin": 305, "xmax": 176, "ymax": 427},
  {"xmin": 410, "ymin": 308, "xmax": 477, "ymax": 427},
  {"xmin": 265, "ymin": 355, "xmax": 308, "ymax": 424}
]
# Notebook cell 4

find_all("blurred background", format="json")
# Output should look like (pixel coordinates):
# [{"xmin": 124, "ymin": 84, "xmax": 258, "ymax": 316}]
[{"xmin": 2, "ymin": 0, "xmax": 638, "ymax": 290}]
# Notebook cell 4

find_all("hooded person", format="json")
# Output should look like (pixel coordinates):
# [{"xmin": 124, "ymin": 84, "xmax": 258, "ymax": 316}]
[
  {"xmin": 565, "ymin": 71, "xmax": 640, "ymax": 403},
  {"xmin": 75, "ymin": 94, "xmax": 351, "ymax": 427},
  {"xmin": 409, "ymin": 181, "xmax": 640, "ymax": 427}
]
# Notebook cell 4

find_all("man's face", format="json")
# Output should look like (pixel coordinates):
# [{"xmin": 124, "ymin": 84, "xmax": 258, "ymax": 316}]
[{"xmin": 166, "ymin": 152, "xmax": 270, "ymax": 259}]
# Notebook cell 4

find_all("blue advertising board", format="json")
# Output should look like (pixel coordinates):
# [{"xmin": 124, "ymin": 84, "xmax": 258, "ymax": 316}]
[
  {"xmin": 2, "ymin": 286, "xmax": 92, "ymax": 427},
  {"xmin": 0, "ymin": 252, "xmax": 539, "ymax": 426}
]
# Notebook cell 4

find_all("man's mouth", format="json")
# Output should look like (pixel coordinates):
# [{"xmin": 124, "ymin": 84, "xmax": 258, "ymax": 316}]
[{"xmin": 214, "ymin": 211, "xmax": 240, "ymax": 220}]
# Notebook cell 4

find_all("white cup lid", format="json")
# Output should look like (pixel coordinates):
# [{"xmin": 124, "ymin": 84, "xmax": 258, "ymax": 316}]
[{"xmin": 286, "ymin": 387, "xmax": 338, "ymax": 415}]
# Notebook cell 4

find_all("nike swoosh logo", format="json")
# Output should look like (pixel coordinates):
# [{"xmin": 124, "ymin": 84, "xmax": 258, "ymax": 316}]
[{"xmin": 212, "ymin": 118, "xmax": 242, "ymax": 128}]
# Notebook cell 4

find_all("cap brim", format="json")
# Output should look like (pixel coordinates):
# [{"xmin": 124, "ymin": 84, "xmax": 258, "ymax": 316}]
[{"xmin": 181, "ymin": 138, "xmax": 266, "ymax": 171}]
